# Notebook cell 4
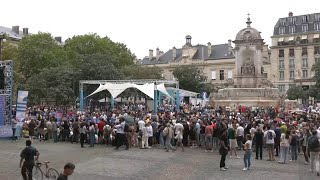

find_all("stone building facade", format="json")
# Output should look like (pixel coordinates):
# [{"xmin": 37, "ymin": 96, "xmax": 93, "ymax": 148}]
[
  {"xmin": 270, "ymin": 12, "xmax": 320, "ymax": 95},
  {"xmin": 138, "ymin": 32, "xmax": 271, "ymax": 90}
]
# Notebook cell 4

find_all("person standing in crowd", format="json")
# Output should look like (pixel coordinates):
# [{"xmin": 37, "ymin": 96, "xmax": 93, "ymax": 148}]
[
  {"xmin": 46, "ymin": 119, "xmax": 53, "ymax": 141},
  {"xmin": 147, "ymin": 122, "xmax": 153, "ymax": 148},
  {"xmin": 72, "ymin": 119, "xmax": 80, "ymax": 144},
  {"xmin": 11, "ymin": 118, "xmax": 17, "ymax": 142},
  {"xmin": 141, "ymin": 123, "xmax": 149, "ymax": 149},
  {"xmin": 38, "ymin": 119, "xmax": 45, "ymax": 141},
  {"xmin": 243, "ymin": 134, "xmax": 252, "ymax": 171},
  {"xmin": 115, "ymin": 117, "xmax": 129, "ymax": 150},
  {"xmin": 28, "ymin": 119, "xmax": 36, "ymax": 143},
  {"xmin": 308, "ymin": 130, "xmax": 320, "ymax": 176},
  {"xmin": 254, "ymin": 128, "xmax": 264, "ymax": 160},
  {"xmin": 274, "ymin": 124, "xmax": 282, "ymax": 157},
  {"xmin": 300, "ymin": 128, "xmax": 311, "ymax": 164},
  {"xmin": 57, "ymin": 162, "xmax": 75, "ymax": 180},
  {"xmin": 278, "ymin": 131, "xmax": 290, "ymax": 164},
  {"xmin": 19, "ymin": 140, "xmax": 40, "ymax": 180},
  {"xmin": 163, "ymin": 123, "xmax": 175, "ymax": 152},
  {"xmin": 290, "ymin": 130, "xmax": 298, "ymax": 162},
  {"xmin": 52, "ymin": 119, "xmax": 58, "ymax": 142},
  {"xmin": 62, "ymin": 120, "xmax": 70, "ymax": 142},
  {"xmin": 205, "ymin": 122, "xmax": 213, "ymax": 152},
  {"xmin": 158, "ymin": 123, "xmax": 165, "ymax": 148},
  {"xmin": 195, "ymin": 120, "xmax": 201, "ymax": 147},
  {"xmin": 89, "ymin": 122, "xmax": 96, "ymax": 147},
  {"xmin": 219, "ymin": 128, "xmax": 229, "ymax": 171},
  {"xmin": 228, "ymin": 123, "xmax": 240, "ymax": 158},
  {"xmin": 79, "ymin": 121, "xmax": 87, "ymax": 148},
  {"xmin": 236, "ymin": 123, "xmax": 244, "ymax": 150},
  {"xmin": 175, "ymin": 124, "xmax": 184, "ymax": 152},
  {"xmin": 264, "ymin": 125, "xmax": 276, "ymax": 161}
]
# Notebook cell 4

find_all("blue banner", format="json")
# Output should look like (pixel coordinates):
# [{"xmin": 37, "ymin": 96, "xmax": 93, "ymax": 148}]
[
  {"xmin": 16, "ymin": 90, "xmax": 28, "ymax": 122},
  {"xmin": 0, "ymin": 95, "xmax": 6, "ymax": 126}
]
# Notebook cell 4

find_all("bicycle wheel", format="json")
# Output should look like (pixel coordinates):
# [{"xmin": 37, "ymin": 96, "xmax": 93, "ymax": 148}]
[
  {"xmin": 32, "ymin": 165, "xmax": 43, "ymax": 180},
  {"xmin": 47, "ymin": 168, "xmax": 59, "ymax": 180}
]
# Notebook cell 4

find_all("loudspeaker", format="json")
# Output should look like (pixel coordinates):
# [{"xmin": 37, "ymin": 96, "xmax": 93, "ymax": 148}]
[{"xmin": 0, "ymin": 67, "xmax": 4, "ymax": 89}]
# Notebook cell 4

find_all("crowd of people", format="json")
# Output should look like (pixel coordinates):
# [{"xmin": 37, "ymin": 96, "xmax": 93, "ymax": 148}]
[{"xmin": 14, "ymin": 104, "xmax": 320, "ymax": 178}]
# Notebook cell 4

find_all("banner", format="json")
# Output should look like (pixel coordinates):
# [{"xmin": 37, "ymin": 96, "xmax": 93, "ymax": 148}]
[
  {"xmin": 16, "ymin": 90, "xmax": 28, "ymax": 122},
  {"xmin": 0, "ymin": 95, "xmax": 6, "ymax": 125}
]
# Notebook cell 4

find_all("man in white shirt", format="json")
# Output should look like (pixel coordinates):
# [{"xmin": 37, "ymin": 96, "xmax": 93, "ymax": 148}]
[
  {"xmin": 138, "ymin": 119, "xmax": 145, "ymax": 131},
  {"xmin": 264, "ymin": 125, "xmax": 276, "ymax": 161},
  {"xmin": 115, "ymin": 118, "xmax": 129, "ymax": 150},
  {"xmin": 236, "ymin": 124, "xmax": 245, "ymax": 150}
]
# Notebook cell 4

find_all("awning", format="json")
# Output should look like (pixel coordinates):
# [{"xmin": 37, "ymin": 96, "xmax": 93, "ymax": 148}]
[
  {"xmin": 314, "ymin": 34, "xmax": 320, "ymax": 39},
  {"xmin": 288, "ymin": 36, "xmax": 294, "ymax": 41},
  {"xmin": 278, "ymin": 37, "xmax": 284, "ymax": 42},
  {"xmin": 301, "ymin": 35, "xmax": 308, "ymax": 40}
]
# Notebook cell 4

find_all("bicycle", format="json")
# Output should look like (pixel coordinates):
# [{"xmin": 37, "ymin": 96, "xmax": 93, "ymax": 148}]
[{"xmin": 31, "ymin": 161, "xmax": 59, "ymax": 180}]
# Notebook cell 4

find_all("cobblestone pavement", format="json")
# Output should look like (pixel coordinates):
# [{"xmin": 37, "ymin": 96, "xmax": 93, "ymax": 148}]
[{"xmin": 0, "ymin": 139, "xmax": 318, "ymax": 180}]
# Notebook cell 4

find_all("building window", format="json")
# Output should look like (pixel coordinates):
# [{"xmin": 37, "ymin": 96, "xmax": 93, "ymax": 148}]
[
  {"xmin": 211, "ymin": 71, "xmax": 216, "ymax": 80},
  {"xmin": 302, "ymin": 15, "xmax": 309, "ymax": 23},
  {"xmin": 279, "ymin": 71, "xmax": 284, "ymax": 80},
  {"xmin": 220, "ymin": 70, "xmax": 224, "ymax": 80},
  {"xmin": 279, "ymin": 49, "xmax": 284, "ymax": 57},
  {"xmin": 302, "ymin": 58, "xmax": 308, "ymax": 68},
  {"xmin": 278, "ymin": 85, "xmax": 285, "ymax": 92},
  {"xmin": 289, "ymin": 84, "xmax": 295, "ymax": 89},
  {"xmin": 227, "ymin": 70, "xmax": 233, "ymax": 79},
  {"xmin": 289, "ymin": 17, "xmax": 296, "ymax": 24},
  {"xmin": 315, "ymin": 14, "xmax": 320, "ymax": 21},
  {"xmin": 302, "ymin": 47, "xmax": 308, "ymax": 56},
  {"xmin": 279, "ymin": 27, "xmax": 285, "ymax": 35},
  {"xmin": 289, "ymin": 49, "xmax": 294, "ymax": 57},
  {"xmin": 289, "ymin": 59, "xmax": 295, "ymax": 69},
  {"xmin": 289, "ymin": 70, "xmax": 295, "ymax": 80},
  {"xmin": 302, "ymin": 24, "xmax": 308, "ymax": 32},
  {"xmin": 289, "ymin": 26, "xmax": 295, "ymax": 34},
  {"xmin": 279, "ymin": 59, "xmax": 285, "ymax": 69},
  {"xmin": 315, "ymin": 23, "xmax": 320, "ymax": 31},
  {"xmin": 263, "ymin": 73, "xmax": 268, "ymax": 78},
  {"xmin": 302, "ymin": 70, "xmax": 308, "ymax": 78},
  {"xmin": 280, "ymin": 19, "xmax": 286, "ymax": 26},
  {"xmin": 315, "ymin": 46, "xmax": 320, "ymax": 55}
]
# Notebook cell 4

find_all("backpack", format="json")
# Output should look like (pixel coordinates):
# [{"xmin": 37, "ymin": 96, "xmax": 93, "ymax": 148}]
[
  {"xmin": 308, "ymin": 136, "xmax": 320, "ymax": 151},
  {"xmin": 267, "ymin": 131, "xmax": 274, "ymax": 141}
]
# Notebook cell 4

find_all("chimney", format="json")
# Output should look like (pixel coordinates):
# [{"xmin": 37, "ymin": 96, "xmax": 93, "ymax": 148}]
[
  {"xmin": 55, "ymin": 36, "xmax": 62, "ymax": 43},
  {"xmin": 207, "ymin": 42, "xmax": 212, "ymax": 58},
  {"xmin": 149, "ymin": 49, "xmax": 153, "ymax": 60},
  {"xmin": 172, "ymin": 46, "xmax": 177, "ymax": 60},
  {"xmin": 289, "ymin": 12, "xmax": 293, "ymax": 17},
  {"xmin": 228, "ymin": 39, "xmax": 232, "ymax": 53},
  {"xmin": 22, "ymin": 28, "xmax": 29, "ymax": 36},
  {"xmin": 156, "ymin": 47, "xmax": 160, "ymax": 56},
  {"xmin": 12, "ymin": 26, "xmax": 19, "ymax": 35}
]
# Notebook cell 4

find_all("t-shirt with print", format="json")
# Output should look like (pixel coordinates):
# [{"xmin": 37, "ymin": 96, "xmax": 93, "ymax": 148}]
[{"xmin": 264, "ymin": 129, "xmax": 276, "ymax": 144}]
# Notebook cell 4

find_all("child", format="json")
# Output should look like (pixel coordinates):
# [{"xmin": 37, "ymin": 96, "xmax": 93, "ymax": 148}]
[{"xmin": 243, "ymin": 134, "xmax": 252, "ymax": 171}]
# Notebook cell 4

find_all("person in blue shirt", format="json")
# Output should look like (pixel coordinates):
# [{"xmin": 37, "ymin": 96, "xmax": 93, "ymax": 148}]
[{"xmin": 274, "ymin": 123, "xmax": 282, "ymax": 156}]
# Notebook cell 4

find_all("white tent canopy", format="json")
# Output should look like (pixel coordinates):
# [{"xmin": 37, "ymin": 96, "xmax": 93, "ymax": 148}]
[
  {"xmin": 166, "ymin": 87, "xmax": 199, "ymax": 97},
  {"xmin": 85, "ymin": 83, "xmax": 173, "ymax": 100}
]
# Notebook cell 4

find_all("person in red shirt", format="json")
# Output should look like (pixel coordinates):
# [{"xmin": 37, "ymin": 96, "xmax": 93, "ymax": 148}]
[
  {"xmin": 205, "ymin": 122, "xmax": 214, "ymax": 152},
  {"xmin": 97, "ymin": 118, "xmax": 106, "ymax": 144}
]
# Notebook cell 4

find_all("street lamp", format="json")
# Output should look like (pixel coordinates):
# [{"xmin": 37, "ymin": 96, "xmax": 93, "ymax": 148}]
[{"xmin": 0, "ymin": 33, "xmax": 7, "ymax": 61}]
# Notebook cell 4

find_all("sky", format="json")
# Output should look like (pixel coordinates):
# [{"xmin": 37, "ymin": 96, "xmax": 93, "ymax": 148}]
[{"xmin": 1, "ymin": 0, "xmax": 319, "ymax": 59}]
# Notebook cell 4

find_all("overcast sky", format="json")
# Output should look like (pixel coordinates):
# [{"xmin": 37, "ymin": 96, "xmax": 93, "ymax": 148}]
[{"xmin": 2, "ymin": 0, "xmax": 319, "ymax": 59}]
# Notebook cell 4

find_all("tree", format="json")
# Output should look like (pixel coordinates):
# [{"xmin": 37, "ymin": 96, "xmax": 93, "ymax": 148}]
[
  {"xmin": 172, "ymin": 66, "xmax": 207, "ymax": 93},
  {"xmin": 121, "ymin": 65, "xmax": 163, "ymax": 80},
  {"xmin": 17, "ymin": 33, "xmax": 66, "ymax": 79},
  {"xmin": 287, "ymin": 86, "xmax": 307, "ymax": 100},
  {"xmin": 64, "ymin": 34, "xmax": 135, "ymax": 68}
]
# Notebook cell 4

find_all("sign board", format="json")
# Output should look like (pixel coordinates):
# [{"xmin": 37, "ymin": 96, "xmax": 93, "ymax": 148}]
[{"xmin": 16, "ymin": 90, "xmax": 28, "ymax": 122}]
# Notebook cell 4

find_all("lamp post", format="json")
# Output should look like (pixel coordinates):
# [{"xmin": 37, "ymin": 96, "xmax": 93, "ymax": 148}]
[{"xmin": 0, "ymin": 33, "xmax": 7, "ymax": 61}]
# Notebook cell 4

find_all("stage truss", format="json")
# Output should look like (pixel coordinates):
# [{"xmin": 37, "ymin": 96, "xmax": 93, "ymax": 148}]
[
  {"xmin": 0, "ymin": 60, "xmax": 13, "ymax": 125},
  {"xmin": 79, "ymin": 79, "xmax": 179, "ymax": 113}
]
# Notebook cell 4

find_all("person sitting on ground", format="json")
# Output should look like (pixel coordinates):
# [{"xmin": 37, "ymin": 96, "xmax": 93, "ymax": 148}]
[{"xmin": 57, "ymin": 162, "xmax": 75, "ymax": 180}]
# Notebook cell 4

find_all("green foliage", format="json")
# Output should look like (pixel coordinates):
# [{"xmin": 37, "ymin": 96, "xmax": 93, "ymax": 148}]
[
  {"xmin": 2, "ymin": 43, "xmax": 18, "ymax": 61},
  {"xmin": 287, "ymin": 86, "xmax": 307, "ymax": 100},
  {"xmin": 121, "ymin": 65, "xmax": 163, "ymax": 80},
  {"xmin": 172, "ymin": 66, "xmax": 207, "ymax": 93},
  {"xmin": 17, "ymin": 33, "xmax": 66, "ymax": 79},
  {"xmin": 64, "ymin": 34, "xmax": 135, "ymax": 68}
]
